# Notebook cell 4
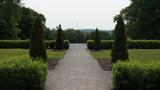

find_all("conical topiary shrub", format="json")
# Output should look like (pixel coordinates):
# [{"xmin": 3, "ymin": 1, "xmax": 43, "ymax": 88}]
[
  {"xmin": 111, "ymin": 15, "xmax": 129, "ymax": 63},
  {"xmin": 94, "ymin": 28, "xmax": 101, "ymax": 50},
  {"xmin": 55, "ymin": 24, "xmax": 64, "ymax": 49},
  {"xmin": 29, "ymin": 16, "xmax": 47, "ymax": 62}
]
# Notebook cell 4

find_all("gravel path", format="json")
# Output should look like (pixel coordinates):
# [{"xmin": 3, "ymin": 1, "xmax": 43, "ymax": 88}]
[{"xmin": 46, "ymin": 44, "xmax": 112, "ymax": 90}]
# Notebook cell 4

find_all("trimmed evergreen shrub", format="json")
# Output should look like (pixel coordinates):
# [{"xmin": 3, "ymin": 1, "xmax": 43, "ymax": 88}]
[
  {"xmin": 55, "ymin": 24, "xmax": 64, "ymax": 49},
  {"xmin": 29, "ymin": 16, "xmax": 47, "ymax": 62},
  {"xmin": 94, "ymin": 28, "xmax": 101, "ymax": 50},
  {"xmin": 111, "ymin": 15, "xmax": 128, "ymax": 63},
  {"xmin": 0, "ymin": 59, "xmax": 47, "ymax": 90},
  {"xmin": 113, "ymin": 61, "xmax": 160, "ymax": 90}
]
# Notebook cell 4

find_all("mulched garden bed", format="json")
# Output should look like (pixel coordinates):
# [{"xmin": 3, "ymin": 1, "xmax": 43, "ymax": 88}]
[{"xmin": 97, "ymin": 58, "xmax": 112, "ymax": 71}]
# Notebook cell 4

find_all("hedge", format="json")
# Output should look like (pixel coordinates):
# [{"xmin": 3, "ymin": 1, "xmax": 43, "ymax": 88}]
[
  {"xmin": 87, "ymin": 40, "xmax": 160, "ymax": 49},
  {"xmin": 0, "ymin": 59, "xmax": 47, "ymax": 90},
  {"xmin": 64, "ymin": 40, "xmax": 70, "ymax": 49},
  {"xmin": 0, "ymin": 40, "xmax": 70, "ymax": 49},
  {"xmin": 0, "ymin": 40, "xmax": 30, "ymax": 49},
  {"xmin": 113, "ymin": 61, "xmax": 160, "ymax": 90},
  {"xmin": 48, "ymin": 40, "xmax": 70, "ymax": 49}
]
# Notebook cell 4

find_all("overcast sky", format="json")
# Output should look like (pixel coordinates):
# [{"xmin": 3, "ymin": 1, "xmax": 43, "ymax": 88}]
[{"xmin": 23, "ymin": 0, "xmax": 130, "ymax": 30}]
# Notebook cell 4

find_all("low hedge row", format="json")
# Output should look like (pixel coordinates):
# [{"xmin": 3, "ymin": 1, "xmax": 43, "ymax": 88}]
[
  {"xmin": 0, "ymin": 59, "xmax": 47, "ymax": 90},
  {"xmin": 48, "ymin": 40, "xmax": 70, "ymax": 49},
  {"xmin": 113, "ymin": 61, "xmax": 160, "ymax": 90},
  {"xmin": 87, "ymin": 40, "xmax": 160, "ymax": 49},
  {"xmin": 0, "ymin": 40, "xmax": 30, "ymax": 49},
  {"xmin": 0, "ymin": 40, "xmax": 70, "ymax": 49}
]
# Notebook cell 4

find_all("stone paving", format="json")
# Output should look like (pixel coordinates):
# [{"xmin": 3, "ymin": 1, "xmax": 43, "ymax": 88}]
[{"xmin": 46, "ymin": 44, "xmax": 112, "ymax": 90}]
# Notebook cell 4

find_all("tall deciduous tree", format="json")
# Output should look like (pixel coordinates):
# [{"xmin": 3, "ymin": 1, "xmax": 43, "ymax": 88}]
[
  {"xmin": 94, "ymin": 28, "xmax": 101, "ymax": 50},
  {"xmin": 56, "ymin": 24, "xmax": 64, "ymax": 49},
  {"xmin": 18, "ymin": 7, "xmax": 46, "ymax": 40},
  {"xmin": 122, "ymin": 0, "xmax": 160, "ymax": 40},
  {"xmin": 0, "ymin": 0, "xmax": 21, "ymax": 39},
  {"xmin": 29, "ymin": 16, "xmax": 47, "ymax": 62},
  {"xmin": 111, "ymin": 15, "xmax": 129, "ymax": 63}
]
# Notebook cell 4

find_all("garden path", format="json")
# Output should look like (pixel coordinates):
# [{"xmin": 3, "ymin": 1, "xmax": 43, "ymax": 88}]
[{"xmin": 46, "ymin": 44, "xmax": 112, "ymax": 90}]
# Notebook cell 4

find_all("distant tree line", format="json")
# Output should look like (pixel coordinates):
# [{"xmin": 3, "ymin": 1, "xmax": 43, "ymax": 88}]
[{"xmin": 44, "ymin": 28, "xmax": 113, "ymax": 43}]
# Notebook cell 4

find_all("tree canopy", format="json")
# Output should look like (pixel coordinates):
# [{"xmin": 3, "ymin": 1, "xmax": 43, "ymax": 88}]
[{"xmin": 122, "ymin": 0, "xmax": 160, "ymax": 40}]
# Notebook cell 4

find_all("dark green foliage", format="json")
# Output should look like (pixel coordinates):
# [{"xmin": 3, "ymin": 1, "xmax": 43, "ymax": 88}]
[
  {"xmin": 111, "ymin": 15, "xmax": 129, "ymax": 63},
  {"xmin": 45, "ymin": 28, "xmax": 56, "ymax": 40},
  {"xmin": 122, "ymin": 0, "xmax": 160, "ymax": 40},
  {"xmin": 0, "ymin": 59, "xmax": 47, "ymax": 90},
  {"xmin": 64, "ymin": 29, "xmax": 85, "ymax": 43},
  {"xmin": 64, "ymin": 29, "xmax": 112, "ymax": 43},
  {"xmin": 18, "ymin": 7, "xmax": 34, "ymax": 40},
  {"xmin": 18, "ymin": 7, "xmax": 46, "ymax": 40},
  {"xmin": 49, "ymin": 40, "xmax": 69, "ymax": 49},
  {"xmin": 113, "ymin": 61, "xmax": 160, "ymax": 90},
  {"xmin": 0, "ymin": 40, "xmax": 70, "ymax": 49},
  {"xmin": 87, "ymin": 40, "xmax": 160, "ymax": 49},
  {"xmin": 87, "ymin": 40, "xmax": 113, "ymax": 49},
  {"xmin": 94, "ymin": 28, "xmax": 101, "ymax": 50},
  {"xmin": 0, "ymin": 40, "xmax": 30, "ymax": 49},
  {"xmin": 29, "ymin": 16, "xmax": 47, "ymax": 62},
  {"xmin": 101, "ymin": 40, "xmax": 113, "ymax": 49},
  {"xmin": 128, "ymin": 40, "xmax": 160, "ymax": 49},
  {"xmin": 64, "ymin": 40, "xmax": 70, "ymax": 49},
  {"xmin": 0, "ymin": 0, "xmax": 21, "ymax": 39},
  {"xmin": 49, "ymin": 40, "xmax": 56, "ymax": 49},
  {"xmin": 87, "ymin": 40, "xmax": 94, "ymax": 49},
  {"xmin": 55, "ymin": 25, "xmax": 64, "ymax": 49}
]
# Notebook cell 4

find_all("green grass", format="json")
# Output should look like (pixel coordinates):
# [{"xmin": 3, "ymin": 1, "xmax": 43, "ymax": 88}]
[
  {"xmin": 0, "ymin": 49, "xmax": 65, "ymax": 61},
  {"xmin": 91, "ymin": 50, "xmax": 110, "ymax": 59},
  {"xmin": 47, "ymin": 50, "xmax": 65, "ymax": 59},
  {"xmin": 90, "ymin": 49, "xmax": 160, "ymax": 63}
]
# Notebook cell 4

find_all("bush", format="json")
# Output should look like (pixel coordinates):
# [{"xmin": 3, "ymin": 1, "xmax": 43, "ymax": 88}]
[
  {"xmin": 113, "ymin": 61, "xmax": 160, "ymax": 90},
  {"xmin": 111, "ymin": 15, "xmax": 128, "ymax": 63},
  {"xmin": 94, "ymin": 28, "xmax": 101, "ymax": 50},
  {"xmin": 87, "ymin": 40, "xmax": 94, "ymax": 49},
  {"xmin": 49, "ymin": 40, "xmax": 56, "ymax": 49},
  {"xmin": 0, "ymin": 40, "xmax": 70, "ymax": 49},
  {"xmin": 45, "ymin": 41, "xmax": 52, "ymax": 49},
  {"xmin": 64, "ymin": 40, "xmax": 70, "ymax": 49},
  {"xmin": 49, "ymin": 40, "xmax": 69, "ymax": 49},
  {"xmin": 128, "ymin": 40, "xmax": 160, "ymax": 49},
  {"xmin": 0, "ymin": 59, "xmax": 47, "ymax": 90},
  {"xmin": 29, "ymin": 16, "xmax": 47, "ymax": 62},
  {"xmin": 55, "ymin": 25, "xmax": 64, "ymax": 49},
  {"xmin": 101, "ymin": 40, "xmax": 113, "ymax": 49},
  {"xmin": 0, "ymin": 40, "xmax": 30, "ymax": 49},
  {"xmin": 87, "ymin": 40, "xmax": 160, "ymax": 49}
]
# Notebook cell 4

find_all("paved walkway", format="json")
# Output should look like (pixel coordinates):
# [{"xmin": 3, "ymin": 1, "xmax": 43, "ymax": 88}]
[{"xmin": 46, "ymin": 44, "xmax": 112, "ymax": 90}]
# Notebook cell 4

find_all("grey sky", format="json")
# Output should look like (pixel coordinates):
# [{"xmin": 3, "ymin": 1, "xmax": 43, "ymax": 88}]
[{"xmin": 23, "ymin": 0, "xmax": 130, "ymax": 30}]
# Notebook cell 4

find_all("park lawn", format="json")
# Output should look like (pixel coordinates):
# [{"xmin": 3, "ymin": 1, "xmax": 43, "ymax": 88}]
[
  {"xmin": 0, "ymin": 49, "xmax": 65, "ymax": 61},
  {"xmin": 90, "ymin": 49, "xmax": 160, "ymax": 63}
]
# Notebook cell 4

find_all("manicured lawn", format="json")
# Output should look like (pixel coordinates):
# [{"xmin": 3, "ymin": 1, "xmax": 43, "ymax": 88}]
[
  {"xmin": 90, "ymin": 49, "xmax": 160, "ymax": 62},
  {"xmin": 91, "ymin": 50, "xmax": 110, "ymax": 59},
  {"xmin": 0, "ymin": 49, "xmax": 65, "ymax": 61}
]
